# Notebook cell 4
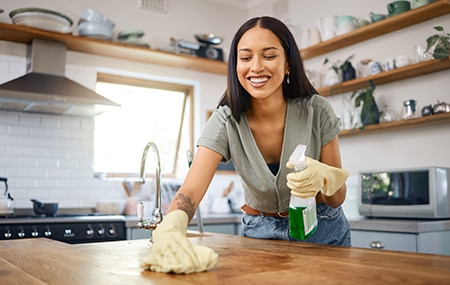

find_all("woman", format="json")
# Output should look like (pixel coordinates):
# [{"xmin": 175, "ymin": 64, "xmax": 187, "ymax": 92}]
[{"xmin": 141, "ymin": 16, "xmax": 350, "ymax": 274}]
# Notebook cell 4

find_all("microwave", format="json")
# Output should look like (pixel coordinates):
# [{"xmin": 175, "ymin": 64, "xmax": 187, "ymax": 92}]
[{"xmin": 358, "ymin": 167, "xmax": 450, "ymax": 219}]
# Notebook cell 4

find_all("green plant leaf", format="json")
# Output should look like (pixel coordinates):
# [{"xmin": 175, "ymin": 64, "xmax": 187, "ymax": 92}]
[{"xmin": 434, "ymin": 26, "xmax": 444, "ymax": 32}]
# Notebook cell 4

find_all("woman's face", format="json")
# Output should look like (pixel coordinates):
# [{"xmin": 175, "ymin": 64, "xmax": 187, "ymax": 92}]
[{"xmin": 236, "ymin": 26, "xmax": 289, "ymax": 101}]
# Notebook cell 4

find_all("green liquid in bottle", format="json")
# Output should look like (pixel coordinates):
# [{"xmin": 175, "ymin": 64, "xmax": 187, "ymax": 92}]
[{"xmin": 289, "ymin": 204, "xmax": 317, "ymax": 240}]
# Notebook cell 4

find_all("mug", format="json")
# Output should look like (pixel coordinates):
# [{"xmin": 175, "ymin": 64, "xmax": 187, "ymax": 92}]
[
  {"xmin": 412, "ymin": 0, "xmax": 435, "ymax": 9},
  {"xmin": 369, "ymin": 12, "xmax": 387, "ymax": 23},
  {"xmin": 336, "ymin": 15, "xmax": 355, "ymax": 35},
  {"xmin": 384, "ymin": 58, "xmax": 396, "ymax": 71},
  {"xmin": 395, "ymin": 55, "xmax": 410, "ymax": 68},
  {"xmin": 369, "ymin": 61, "xmax": 383, "ymax": 75},
  {"xmin": 307, "ymin": 27, "xmax": 321, "ymax": 47},
  {"xmin": 317, "ymin": 16, "xmax": 336, "ymax": 41},
  {"xmin": 387, "ymin": 1, "xmax": 411, "ymax": 16}
]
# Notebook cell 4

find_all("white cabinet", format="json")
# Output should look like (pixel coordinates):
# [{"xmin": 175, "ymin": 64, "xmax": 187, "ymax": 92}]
[{"xmin": 351, "ymin": 230, "xmax": 450, "ymax": 255}]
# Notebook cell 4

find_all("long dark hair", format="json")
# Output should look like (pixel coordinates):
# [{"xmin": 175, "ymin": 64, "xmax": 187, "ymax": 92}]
[{"xmin": 218, "ymin": 16, "xmax": 317, "ymax": 122}]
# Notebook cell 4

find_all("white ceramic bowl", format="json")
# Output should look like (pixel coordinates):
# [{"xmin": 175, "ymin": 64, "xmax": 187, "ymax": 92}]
[
  {"xmin": 78, "ymin": 21, "xmax": 113, "ymax": 40},
  {"xmin": 79, "ymin": 8, "xmax": 114, "ymax": 27},
  {"xmin": 95, "ymin": 200, "xmax": 126, "ymax": 215}
]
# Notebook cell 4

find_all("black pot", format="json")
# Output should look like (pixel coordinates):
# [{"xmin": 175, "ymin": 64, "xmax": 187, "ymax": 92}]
[{"xmin": 31, "ymin": 199, "xmax": 58, "ymax": 216}]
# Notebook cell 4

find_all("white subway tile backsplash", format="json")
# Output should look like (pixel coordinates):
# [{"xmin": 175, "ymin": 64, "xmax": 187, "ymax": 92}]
[
  {"xmin": 29, "ymin": 126, "xmax": 51, "ymax": 137},
  {"xmin": 6, "ymin": 125, "xmax": 29, "ymax": 136}
]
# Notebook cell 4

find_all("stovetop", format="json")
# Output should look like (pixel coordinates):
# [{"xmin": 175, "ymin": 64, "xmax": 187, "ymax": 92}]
[{"xmin": 0, "ymin": 213, "xmax": 125, "ymax": 224}]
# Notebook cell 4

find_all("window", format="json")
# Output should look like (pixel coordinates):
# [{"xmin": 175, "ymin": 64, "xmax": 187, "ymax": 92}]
[{"xmin": 93, "ymin": 73, "xmax": 193, "ymax": 179}]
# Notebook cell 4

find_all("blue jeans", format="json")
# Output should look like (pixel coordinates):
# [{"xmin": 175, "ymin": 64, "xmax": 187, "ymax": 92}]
[{"xmin": 241, "ymin": 203, "xmax": 351, "ymax": 246}]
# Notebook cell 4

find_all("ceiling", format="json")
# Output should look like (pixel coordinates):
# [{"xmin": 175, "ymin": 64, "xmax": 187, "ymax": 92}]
[{"xmin": 204, "ymin": 0, "xmax": 268, "ymax": 10}]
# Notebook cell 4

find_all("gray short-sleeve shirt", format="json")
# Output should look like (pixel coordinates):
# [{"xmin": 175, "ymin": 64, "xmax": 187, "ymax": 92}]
[{"xmin": 197, "ymin": 95, "xmax": 341, "ymax": 213}]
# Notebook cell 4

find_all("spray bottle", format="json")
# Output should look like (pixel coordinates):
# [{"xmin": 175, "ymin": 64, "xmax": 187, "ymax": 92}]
[{"xmin": 288, "ymin": 144, "xmax": 317, "ymax": 240}]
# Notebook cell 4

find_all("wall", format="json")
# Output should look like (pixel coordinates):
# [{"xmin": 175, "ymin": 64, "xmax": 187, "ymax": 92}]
[{"xmin": 0, "ymin": 0, "xmax": 246, "ymax": 209}]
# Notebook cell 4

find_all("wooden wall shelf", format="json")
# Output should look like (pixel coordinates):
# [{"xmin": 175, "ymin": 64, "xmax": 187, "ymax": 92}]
[
  {"xmin": 317, "ymin": 57, "xmax": 450, "ymax": 96},
  {"xmin": 0, "ymin": 22, "xmax": 228, "ymax": 75},
  {"xmin": 339, "ymin": 112, "xmax": 450, "ymax": 137},
  {"xmin": 300, "ymin": 0, "xmax": 450, "ymax": 60}
]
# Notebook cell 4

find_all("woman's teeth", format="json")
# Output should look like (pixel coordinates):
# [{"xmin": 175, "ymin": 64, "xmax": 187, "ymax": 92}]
[{"xmin": 249, "ymin": 77, "xmax": 269, "ymax": 83}]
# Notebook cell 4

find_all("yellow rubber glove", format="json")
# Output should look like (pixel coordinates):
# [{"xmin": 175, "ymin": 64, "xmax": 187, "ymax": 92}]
[
  {"xmin": 140, "ymin": 210, "xmax": 218, "ymax": 274},
  {"xmin": 286, "ymin": 157, "xmax": 349, "ymax": 198}
]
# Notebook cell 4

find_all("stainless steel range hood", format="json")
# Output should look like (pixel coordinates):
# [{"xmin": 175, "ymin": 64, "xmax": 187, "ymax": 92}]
[{"xmin": 0, "ymin": 38, "xmax": 119, "ymax": 117}]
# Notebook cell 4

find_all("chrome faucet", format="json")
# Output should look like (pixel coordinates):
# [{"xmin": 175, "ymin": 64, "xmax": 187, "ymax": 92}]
[{"xmin": 137, "ymin": 142, "xmax": 163, "ymax": 231}]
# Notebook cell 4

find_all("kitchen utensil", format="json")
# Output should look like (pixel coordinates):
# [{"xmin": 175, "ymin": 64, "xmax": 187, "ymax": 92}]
[
  {"xmin": 353, "ymin": 18, "xmax": 370, "ymax": 28},
  {"xmin": 194, "ymin": 34, "xmax": 222, "ymax": 45},
  {"xmin": 412, "ymin": 0, "xmax": 434, "ymax": 9},
  {"xmin": 433, "ymin": 100, "xmax": 450, "ymax": 114},
  {"xmin": 9, "ymin": 7, "xmax": 73, "ymax": 34},
  {"xmin": 384, "ymin": 58, "xmax": 396, "ymax": 71},
  {"xmin": 0, "ymin": 177, "xmax": 14, "ymax": 215},
  {"xmin": 336, "ymin": 15, "xmax": 355, "ymax": 36},
  {"xmin": 78, "ymin": 8, "xmax": 114, "ymax": 27},
  {"xmin": 122, "ymin": 181, "xmax": 131, "ymax": 197},
  {"xmin": 402, "ymin": 99, "xmax": 417, "ymax": 119},
  {"xmin": 387, "ymin": 1, "xmax": 411, "ymax": 16},
  {"xmin": 395, "ymin": 54, "xmax": 411, "ymax": 68},
  {"xmin": 317, "ymin": 16, "xmax": 337, "ymax": 41},
  {"xmin": 369, "ymin": 12, "xmax": 387, "ymax": 23},
  {"xmin": 78, "ymin": 21, "xmax": 113, "ymax": 40},
  {"xmin": 30, "ymin": 199, "xmax": 59, "ymax": 216},
  {"xmin": 306, "ymin": 27, "xmax": 321, "ymax": 47},
  {"xmin": 369, "ymin": 61, "xmax": 383, "ymax": 75},
  {"xmin": 421, "ymin": 104, "xmax": 434, "ymax": 116}
]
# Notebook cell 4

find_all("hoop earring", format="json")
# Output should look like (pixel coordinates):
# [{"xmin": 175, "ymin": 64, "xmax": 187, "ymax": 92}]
[{"xmin": 286, "ymin": 73, "xmax": 290, "ymax": 84}]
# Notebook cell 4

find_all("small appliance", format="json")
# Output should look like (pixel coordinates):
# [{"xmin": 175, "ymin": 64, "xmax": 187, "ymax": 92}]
[
  {"xmin": 358, "ymin": 166, "xmax": 450, "ymax": 219},
  {"xmin": 171, "ymin": 33, "xmax": 224, "ymax": 61}
]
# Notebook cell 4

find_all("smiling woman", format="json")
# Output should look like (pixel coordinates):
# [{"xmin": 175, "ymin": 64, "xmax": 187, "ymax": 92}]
[{"xmin": 93, "ymin": 73, "xmax": 193, "ymax": 179}]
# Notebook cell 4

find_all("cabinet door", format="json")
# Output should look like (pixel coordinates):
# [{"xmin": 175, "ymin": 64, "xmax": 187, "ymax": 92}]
[
  {"xmin": 417, "ymin": 231, "xmax": 450, "ymax": 256},
  {"xmin": 351, "ymin": 230, "xmax": 417, "ymax": 252}
]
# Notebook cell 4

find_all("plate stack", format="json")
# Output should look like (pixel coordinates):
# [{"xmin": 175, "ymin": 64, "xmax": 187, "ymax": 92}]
[
  {"xmin": 77, "ymin": 8, "xmax": 115, "ymax": 40},
  {"xmin": 9, "ymin": 7, "xmax": 73, "ymax": 34}
]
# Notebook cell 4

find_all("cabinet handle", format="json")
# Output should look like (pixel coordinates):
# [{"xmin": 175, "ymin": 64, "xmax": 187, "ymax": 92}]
[{"xmin": 369, "ymin": 241, "xmax": 385, "ymax": 249}]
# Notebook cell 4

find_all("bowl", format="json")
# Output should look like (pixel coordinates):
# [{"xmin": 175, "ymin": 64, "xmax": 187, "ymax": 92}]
[
  {"xmin": 78, "ymin": 8, "xmax": 114, "ymax": 27},
  {"xmin": 9, "ymin": 7, "xmax": 73, "ymax": 34},
  {"xmin": 96, "ymin": 200, "xmax": 126, "ymax": 215},
  {"xmin": 78, "ymin": 21, "xmax": 113, "ymax": 40}
]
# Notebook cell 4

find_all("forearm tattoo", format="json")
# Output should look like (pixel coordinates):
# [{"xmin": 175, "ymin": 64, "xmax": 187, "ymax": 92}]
[{"xmin": 173, "ymin": 192, "xmax": 197, "ymax": 221}]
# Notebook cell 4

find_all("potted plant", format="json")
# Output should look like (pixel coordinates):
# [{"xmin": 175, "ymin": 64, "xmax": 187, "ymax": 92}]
[
  {"xmin": 323, "ymin": 54, "xmax": 356, "ymax": 84},
  {"xmin": 425, "ymin": 26, "xmax": 450, "ymax": 59},
  {"xmin": 350, "ymin": 80, "xmax": 380, "ymax": 126}
]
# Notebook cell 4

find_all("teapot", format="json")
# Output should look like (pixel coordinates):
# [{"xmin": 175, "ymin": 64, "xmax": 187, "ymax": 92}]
[
  {"xmin": 0, "ymin": 177, "xmax": 13, "ymax": 215},
  {"xmin": 316, "ymin": 16, "xmax": 336, "ymax": 41},
  {"xmin": 433, "ymin": 100, "xmax": 450, "ymax": 114}
]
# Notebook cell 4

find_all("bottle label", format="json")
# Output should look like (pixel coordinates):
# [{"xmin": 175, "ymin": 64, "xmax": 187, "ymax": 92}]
[{"xmin": 289, "ymin": 203, "xmax": 317, "ymax": 240}]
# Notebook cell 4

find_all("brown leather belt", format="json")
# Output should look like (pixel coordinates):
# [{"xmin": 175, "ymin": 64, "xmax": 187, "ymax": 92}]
[{"xmin": 241, "ymin": 204, "xmax": 289, "ymax": 217}]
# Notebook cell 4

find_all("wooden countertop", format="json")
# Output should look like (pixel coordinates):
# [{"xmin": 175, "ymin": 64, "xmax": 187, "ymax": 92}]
[{"xmin": 1, "ymin": 234, "xmax": 449, "ymax": 284}]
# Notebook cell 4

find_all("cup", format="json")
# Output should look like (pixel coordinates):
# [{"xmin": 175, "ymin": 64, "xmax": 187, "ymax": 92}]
[
  {"xmin": 336, "ymin": 15, "xmax": 355, "ymax": 35},
  {"xmin": 387, "ymin": 1, "xmax": 411, "ymax": 16},
  {"xmin": 369, "ymin": 61, "xmax": 383, "ymax": 75},
  {"xmin": 384, "ymin": 58, "xmax": 396, "ymax": 71},
  {"xmin": 307, "ymin": 27, "xmax": 321, "ymax": 47},
  {"xmin": 395, "ymin": 55, "xmax": 410, "ymax": 68},
  {"xmin": 369, "ymin": 12, "xmax": 387, "ymax": 23},
  {"xmin": 412, "ymin": 0, "xmax": 435, "ymax": 9}
]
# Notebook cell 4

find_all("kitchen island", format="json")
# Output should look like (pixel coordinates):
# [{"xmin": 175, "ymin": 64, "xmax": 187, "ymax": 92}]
[{"xmin": 1, "ymin": 233, "xmax": 450, "ymax": 284}]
